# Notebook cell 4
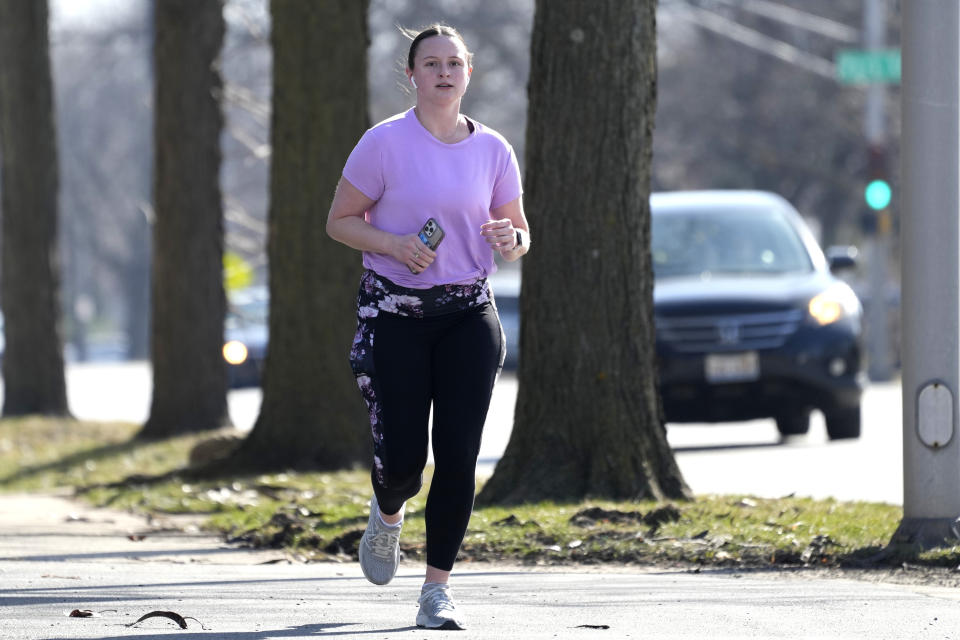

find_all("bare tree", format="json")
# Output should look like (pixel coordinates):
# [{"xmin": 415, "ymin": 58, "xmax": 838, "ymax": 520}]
[
  {"xmin": 228, "ymin": 0, "xmax": 369, "ymax": 470},
  {"xmin": 54, "ymin": 22, "xmax": 154, "ymax": 362},
  {"xmin": 478, "ymin": 0, "xmax": 690, "ymax": 504},
  {"xmin": 140, "ymin": 0, "xmax": 229, "ymax": 437},
  {"xmin": 655, "ymin": 0, "xmax": 896, "ymax": 247},
  {"xmin": 0, "ymin": 0, "xmax": 70, "ymax": 417}
]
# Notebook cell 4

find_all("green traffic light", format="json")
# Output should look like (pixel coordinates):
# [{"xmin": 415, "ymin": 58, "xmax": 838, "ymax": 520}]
[{"xmin": 865, "ymin": 179, "xmax": 892, "ymax": 210}]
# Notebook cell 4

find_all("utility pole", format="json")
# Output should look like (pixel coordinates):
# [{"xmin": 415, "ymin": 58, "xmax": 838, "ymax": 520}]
[
  {"xmin": 895, "ymin": 0, "xmax": 960, "ymax": 547},
  {"xmin": 863, "ymin": 0, "xmax": 893, "ymax": 382}
]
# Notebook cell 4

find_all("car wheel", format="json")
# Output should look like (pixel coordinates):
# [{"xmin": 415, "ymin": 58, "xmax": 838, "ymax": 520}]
[
  {"xmin": 775, "ymin": 410, "xmax": 810, "ymax": 436},
  {"xmin": 825, "ymin": 406, "xmax": 861, "ymax": 440}
]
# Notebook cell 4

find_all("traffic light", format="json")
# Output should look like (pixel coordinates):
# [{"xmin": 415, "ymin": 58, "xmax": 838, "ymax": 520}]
[{"xmin": 865, "ymin": 179, "xmax": 892, "ymax": 210}]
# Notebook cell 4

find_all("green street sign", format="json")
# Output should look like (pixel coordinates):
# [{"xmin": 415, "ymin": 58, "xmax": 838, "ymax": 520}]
[{"xmin": 836, "ymin": 48, "xmax": 901, "ymax": 85}]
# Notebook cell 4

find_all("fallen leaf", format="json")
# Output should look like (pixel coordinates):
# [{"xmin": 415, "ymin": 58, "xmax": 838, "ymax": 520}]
[
  {"xmin": 574, "ymin": 624, "xmax": 611, "ymax": 630},
  {"xmin": 569, "ymin": 507, "xmax": 645, "ymax": 527},
  {"xmin": 644, "ymin": 505, "xmax": 682, "ymax": 526},
  {"xmin": 126, "ymin": 610, "xmax": 206, "ymax": 630},
  {"xmin": 68, "ymin": 609, "xmax": 116, "ymax": 618}
]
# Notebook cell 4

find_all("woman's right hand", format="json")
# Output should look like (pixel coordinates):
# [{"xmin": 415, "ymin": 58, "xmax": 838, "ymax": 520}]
[
  {"xmin": 391, "ymin": 233, "xmax": 437, "ymax": 274},
  {"xmin": 326, "ymin": 179, "xmax": 437, "ymax": 274}
]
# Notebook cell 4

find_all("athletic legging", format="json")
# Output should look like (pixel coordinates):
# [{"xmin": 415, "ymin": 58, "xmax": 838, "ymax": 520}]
[{"xmin": 349, "ymin": 270, "xmax": 505, "ymax": 571}]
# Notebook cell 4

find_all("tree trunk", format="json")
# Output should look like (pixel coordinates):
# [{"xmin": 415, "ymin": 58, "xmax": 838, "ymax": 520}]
[
  {"xmin": 229, "ymin": 0, "xmax": 370, "ymax": 470},
  {"xmin": 478, "ymin": 0, "xmax": 690, "ymax": 504},
  {"xmin": 0, "ymin": 0, "xmax": 70, "ymax": 417},
  {"xmin": 140, "ymin": 0, "xmax": 228, "ymax": 437}
]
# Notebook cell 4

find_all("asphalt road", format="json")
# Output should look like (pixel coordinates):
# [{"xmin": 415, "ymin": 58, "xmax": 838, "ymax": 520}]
[{"xmin": 50, "ymin": 362, "xmax": 906, "ymax": 504}]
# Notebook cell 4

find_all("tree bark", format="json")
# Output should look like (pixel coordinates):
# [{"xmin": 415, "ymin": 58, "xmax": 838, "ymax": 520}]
[
  {"xmin": 0, "ymin": 0, "xmax": 70, "ymax": 417},
  {"xmin": 229, "ymin": 0, "xmax": 370, "ymax": 470},
  {"xmin": 140, "ymin": 0, "xmax": 229, "ymax": 437},
  {"xmin": 478, "ymin": 0, "xmax": 690, "ymax": 504}
]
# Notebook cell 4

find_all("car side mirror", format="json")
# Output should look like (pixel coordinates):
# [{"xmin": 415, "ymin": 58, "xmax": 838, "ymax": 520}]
[{"xmin": 826, "ymin": 245, "xmax": 858, "ymax": 273}]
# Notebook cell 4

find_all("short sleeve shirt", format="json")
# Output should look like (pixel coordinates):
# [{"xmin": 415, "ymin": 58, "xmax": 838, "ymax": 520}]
[{"xmin": 342, "ymin": 108, "xmax": 523, "ymax": 288}]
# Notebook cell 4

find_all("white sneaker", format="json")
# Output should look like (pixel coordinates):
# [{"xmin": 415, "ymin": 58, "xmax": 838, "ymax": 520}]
[
  {"xmin": 358, "ymin": 495, "xmax": 401, "ymax": 585},
  {"xmin": 416, "ymin": 583, "xmax": 466, "ymax": 630}
]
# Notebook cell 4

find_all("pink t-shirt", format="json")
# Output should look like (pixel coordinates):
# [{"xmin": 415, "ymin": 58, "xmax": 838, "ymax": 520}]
[{"xmin": 342, "ymin": 108, "xmax": 523, "ymax": 288}]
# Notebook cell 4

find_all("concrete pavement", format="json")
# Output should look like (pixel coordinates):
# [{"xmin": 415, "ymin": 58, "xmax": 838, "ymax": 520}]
[{"xmin": 1, "ymin": 493, "xmax": 959, "ymax": 639}]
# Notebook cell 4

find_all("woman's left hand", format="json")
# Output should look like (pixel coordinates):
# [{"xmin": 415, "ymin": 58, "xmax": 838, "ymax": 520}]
[{"xmin": 481, "ymin": 218, "xmax": 518, "ymax": 255}]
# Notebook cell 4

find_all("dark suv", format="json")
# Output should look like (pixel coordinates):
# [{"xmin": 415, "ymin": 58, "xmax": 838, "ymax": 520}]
[{"xmin": 652, "ymin": 190, "xmax": 865, "ymax": 439}]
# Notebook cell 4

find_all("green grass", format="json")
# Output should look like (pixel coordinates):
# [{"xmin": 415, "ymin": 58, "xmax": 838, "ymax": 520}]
[
  {"xmin": 0, "ymin": 418, "xmax": 201, "ymax": 491},
  {"xmin": 2, "ymin": 417, "xmax": 958, "ymax": 569}
]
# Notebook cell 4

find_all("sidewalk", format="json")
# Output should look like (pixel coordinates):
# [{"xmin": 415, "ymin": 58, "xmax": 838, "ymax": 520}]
[{"xmin": 1, "ymin": 493, "xmax": 959, "ymax": 639}]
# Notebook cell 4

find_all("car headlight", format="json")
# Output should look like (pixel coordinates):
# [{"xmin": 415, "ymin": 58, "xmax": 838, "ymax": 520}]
[
  {"xmin": 223, "ymin": 340, "xmax": 249, "ymax": 365},
  {"xmin": 808, "ymin": 284, "xmax": 860, "ymax": 326}
]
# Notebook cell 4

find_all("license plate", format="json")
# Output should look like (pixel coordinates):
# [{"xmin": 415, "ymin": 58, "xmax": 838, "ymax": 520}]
[{"xmin": 704, "ymin": 352, "xmax": 760, "ymax": 383}]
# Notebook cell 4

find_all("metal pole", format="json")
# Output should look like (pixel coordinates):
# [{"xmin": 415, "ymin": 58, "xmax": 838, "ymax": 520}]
[
  {"xmin": 864, "ymin": 0, "xmax": 893, "ymax": 381},
  {"xmin": 894, "ymin": 0, "xmax": 960, "ymax": 547},
  {"xmin": 863, "ymin": 0, "xmax": 885, "ymax": 142}
]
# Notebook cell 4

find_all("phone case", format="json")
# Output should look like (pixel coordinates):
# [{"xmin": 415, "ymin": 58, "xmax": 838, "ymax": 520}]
[{"xmin": 418, "ymin": 218, "xmax": 445, "ymax": 250}]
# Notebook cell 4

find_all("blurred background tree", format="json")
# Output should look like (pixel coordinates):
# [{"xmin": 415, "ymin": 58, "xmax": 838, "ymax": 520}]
[
  {"xmin": 140, "ymin": 0, "xmax": 229, "ymax": 437},
  {"xmin": 0, "ymin": 0, "xmax": 70, "ymax": 417},
  {"xmin": 227, "ymin": 0, "xmax": 370, "ymax": 471},
  {"xmin": 478, "ymin": 0, "xmax": 689, "ymax": 503}
]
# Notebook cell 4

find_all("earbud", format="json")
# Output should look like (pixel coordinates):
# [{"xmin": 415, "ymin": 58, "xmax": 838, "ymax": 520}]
[{"xmin": 411, "ymin": 77, "xmax": 418, "ymax": 89}]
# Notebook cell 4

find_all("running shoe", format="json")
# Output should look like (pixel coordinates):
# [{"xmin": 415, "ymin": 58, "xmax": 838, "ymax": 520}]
[
  {"xmin": 358, "ymin": 495, "xmax": 401, "ymax": 585},
  {"xmin": 416, "ymin": 583, "xmax": 466, "ymax": 630}
]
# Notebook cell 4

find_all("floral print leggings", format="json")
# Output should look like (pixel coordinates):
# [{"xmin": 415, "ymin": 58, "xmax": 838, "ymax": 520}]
[{"xmin": 349, "ymin": 270, "xmax": 505, "ymax": 571}]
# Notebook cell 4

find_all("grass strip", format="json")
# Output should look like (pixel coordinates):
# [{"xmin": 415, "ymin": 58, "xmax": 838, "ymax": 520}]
[{"xmin": 2, "ymin": 417, "xmax": 959, "ymax": 570}]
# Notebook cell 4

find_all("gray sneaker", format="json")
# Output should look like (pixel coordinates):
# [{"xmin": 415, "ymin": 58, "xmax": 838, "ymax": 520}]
[
  {"xmin": 416, "ymin": 583, "xmax": 465, "ymax": 630},
  {"xmin": 358, "ymin": 495, "xmax": 401, "ymax": 585}
]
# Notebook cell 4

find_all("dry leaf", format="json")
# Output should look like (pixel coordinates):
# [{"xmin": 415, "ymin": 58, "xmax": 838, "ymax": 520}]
[
  {"xmin": 68, "ymin": 608, "xmax": 116, "ymax": 618},
  {"xmin": 126, "ymin": 610, "xmax": 206, "ymax": 630},
  {"xmin": 575, "ymin": 624, "xmax": 611, "ymax": 630}
]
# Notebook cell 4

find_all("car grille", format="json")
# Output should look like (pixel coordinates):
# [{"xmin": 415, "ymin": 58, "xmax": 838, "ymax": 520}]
[{"xmin": 656, "ymin": 309, "xmax": 804, "ymax": 352}]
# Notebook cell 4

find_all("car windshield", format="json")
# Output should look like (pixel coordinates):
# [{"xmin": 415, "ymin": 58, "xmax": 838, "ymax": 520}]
[{"xmin": 651, "ymin": 207, "xmax": 813, "ymax": 279}]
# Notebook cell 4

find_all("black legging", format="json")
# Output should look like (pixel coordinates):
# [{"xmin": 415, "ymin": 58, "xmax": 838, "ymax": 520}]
[{"xmin": 350, "ymin": 273, "xmax": 504, "ymax": 571}]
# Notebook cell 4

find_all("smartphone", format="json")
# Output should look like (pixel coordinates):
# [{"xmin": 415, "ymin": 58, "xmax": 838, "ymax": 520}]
[
  {"xmin": 417, "ymin": 218, "xmax": 445, "ymax": 250},
  {"xmin": 408, "ymin": 218, "xmax": 445, "ymax": 274}
]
